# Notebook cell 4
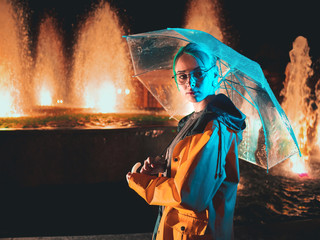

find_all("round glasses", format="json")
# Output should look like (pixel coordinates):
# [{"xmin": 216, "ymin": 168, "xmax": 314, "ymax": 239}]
[{"xmin": 172, "ymin": 65, "xmax": 215, "ymax": 85}]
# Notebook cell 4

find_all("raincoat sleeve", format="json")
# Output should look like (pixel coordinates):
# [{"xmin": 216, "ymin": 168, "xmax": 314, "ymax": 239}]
[{"xmin": 128, "ymin": 120, "xmax": 227, "ymax": 212}]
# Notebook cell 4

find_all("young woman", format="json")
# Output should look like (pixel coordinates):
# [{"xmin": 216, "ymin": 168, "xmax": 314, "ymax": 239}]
[{"xmin": 126, "ymin": 43, "xmax": 246, "ymax": 240}]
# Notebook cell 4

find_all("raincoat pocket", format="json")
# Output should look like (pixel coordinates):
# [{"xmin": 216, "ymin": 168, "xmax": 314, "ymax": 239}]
[{"xmin": 165, "ymin": 209, "xmax": 209, "ymax": 240}]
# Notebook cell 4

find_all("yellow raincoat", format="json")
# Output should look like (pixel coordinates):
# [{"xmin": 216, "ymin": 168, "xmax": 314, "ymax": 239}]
[{"xmin": 128, "ymin": 94, "xmax": 246, "ymax": 240}]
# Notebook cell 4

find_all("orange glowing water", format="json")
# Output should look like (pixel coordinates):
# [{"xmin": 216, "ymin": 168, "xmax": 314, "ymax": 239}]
[
  {"xmin": 0, "ymin": 0, "xmax": 32, "ymax": 116},
  {"xmin": 316, "ymin": 80, "xmax": 320, "ymax": 150},
  {"xmin": 71, "ymin": 1, "xmax": 133, "ymax": 113},
  {"xmin": 33, "ymin": 16, "xmax": 67, "ymax": 107},
  {"xmin": 280, "ymin": 36, "xmax": 320, "ymax": 175},
  {"xmin": 0, "ymin": 1, "xmax": 133, "ymax": 116},
  {"xmin": 184, "ymin": 0, "xmax": 224, "ymax": 42}
]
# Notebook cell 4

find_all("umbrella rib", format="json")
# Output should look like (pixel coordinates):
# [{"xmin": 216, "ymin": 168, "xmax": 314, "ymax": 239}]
[
  {"xmin": 169, "ymin": 104, "xmax": 187, "ymax": 120},
  {"xmin": 218, "ymin": 59, "xmax": 224, "ymax": 77},
  {"xmin": 219, "ymin": 68, "xmax": 235, "ymax": 99},
  {"xmin": 224, "ymin": 79, "xmax": 265, "ymax": 92},
  {"xmin": 234, "ymin": 70, "xmax": 264, "ymax": 88},
  {"xmin": 222, "ymin": 79, "xmax": 257, "ymax": 110},
  {"xmin": 133, "ymin": 70, "xmax": 158, "ymax": 78},
  {"xmin": 219, "ymin": 67, "xmax": 264, "ymax": 93},
  {"xmin": 222, "ymin": 79, "xmax": 231, "ymax": 99},
  {"xmin": 219, "ymin": 62, "xmax": 264, "ymax": 90},
  {"xmin": 232, "ymin": 73, "xmax": 270, "ymax": 171},
  {"xmin": 217, "ymin": 59, "xmax": 231, "ymax": 78},
  {"xmin": 127, "ymin": 34, "xmax": 191, "ymax": 44}
]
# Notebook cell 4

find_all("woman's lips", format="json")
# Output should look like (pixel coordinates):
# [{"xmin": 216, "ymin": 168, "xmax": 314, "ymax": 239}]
[{"xmin": 187, "ymin": 91, "xmax": 196, "ymax": 95}]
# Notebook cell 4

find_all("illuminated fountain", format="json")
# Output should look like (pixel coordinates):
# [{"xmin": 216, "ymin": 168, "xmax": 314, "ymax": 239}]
[
  {"xmin": 235, "ymin": 37, "xmax": 320, "ymax": 228},
  {"xmin": 0, "ymin": 0, "xmax": 32, "ymax": 117},
  {"xmin": 33, "ymin": 16, "xmax": 67, "ymax": 107},
  {"xmin": 0, "ymin": 1, "xmax": 148, "ymax": 123},
  {"xmin": 280, "ymin": 36, "xmax": 320, "ymax": 177},
  {"xmin": 316, "ymin": 81, "xmax": 320, "ymax": 148},
  {"xmin": 0, "ymin": 1, "xmax": 175, "ymax": 129},
  {"xmin": 184, "ymin": 0, "xmax": 224, "ymax": 42},
  {"xmin": 0, "ymin": 0, "xmax": 231, "ymax": 123},
  {"xmin": 70, "ymin": 1, "xmax": 133, "ymax": 113}
]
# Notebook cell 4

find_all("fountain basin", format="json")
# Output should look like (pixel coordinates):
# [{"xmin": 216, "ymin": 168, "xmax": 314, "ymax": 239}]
[
  {"xmin": 0, "ymin": 125, "xmax": 177, "ymax": 186},
  {"xmin": 0, "ymin": 125, "xmax": 177, "ymax": 237}
]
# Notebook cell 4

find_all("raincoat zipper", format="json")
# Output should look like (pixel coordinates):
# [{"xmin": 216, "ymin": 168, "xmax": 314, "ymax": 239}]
[{"xmin": 215, "ymin": 121, "xmax": 222, "ymax": 179}]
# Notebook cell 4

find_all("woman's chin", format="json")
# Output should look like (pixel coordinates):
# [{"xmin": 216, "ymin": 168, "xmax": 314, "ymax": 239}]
[{"xmin": 185, "ymin": 95, "xmax": 197, "ymax": 103}]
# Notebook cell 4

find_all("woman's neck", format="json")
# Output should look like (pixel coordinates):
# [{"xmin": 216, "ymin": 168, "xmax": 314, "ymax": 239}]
[{"xmin": 193, "ymin": 95, "xmax": 216, "ymax": 112}]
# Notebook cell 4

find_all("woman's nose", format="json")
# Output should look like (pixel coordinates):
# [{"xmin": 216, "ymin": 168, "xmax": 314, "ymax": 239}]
[{"xmin": 189, "ymin": 75, "xmax": 196, "ymax": 88}]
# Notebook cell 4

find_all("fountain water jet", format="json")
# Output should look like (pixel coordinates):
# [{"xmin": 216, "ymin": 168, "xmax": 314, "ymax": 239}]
[
  {"xmin": 316, "ymin": 81, "xmax": 320, "ymax": 148},
  {"xmin": 0, "ymin": 0, "xmax": 32, "ymax": 116},
  {"xmin": 70, "ymin": 1, "xmax": 133, "ymax": 113},
  {"xmin": 33, "ymin": 16, "xmax": 67, "ymax": 107},
  {"xmin": 280, "ymin": 36, "xmax": 319, "ymax": 176},
  {"xmin": 184, "ymin": 0, "xmax": 224, "ymax": 42}
]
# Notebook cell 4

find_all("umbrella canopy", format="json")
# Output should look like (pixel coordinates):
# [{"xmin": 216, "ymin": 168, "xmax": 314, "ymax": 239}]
[{"xmin": 124, "ymin": 28, "xmax": 301, "ymax": 171}]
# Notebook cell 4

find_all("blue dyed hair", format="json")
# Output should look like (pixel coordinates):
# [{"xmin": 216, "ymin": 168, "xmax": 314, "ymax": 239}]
[{"xmin": 173, "ymin": 43, "xmax": 218, "ymax": 89}]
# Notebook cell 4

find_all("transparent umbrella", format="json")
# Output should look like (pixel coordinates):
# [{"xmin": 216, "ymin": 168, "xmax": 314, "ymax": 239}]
[{"xmin": 123, "ymin": 28, "xmax": 301, "ymax": 171}]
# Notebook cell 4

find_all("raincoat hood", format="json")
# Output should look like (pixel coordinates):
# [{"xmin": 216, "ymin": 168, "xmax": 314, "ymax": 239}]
[{"xmin": 178, "ymin": 93, "xmax": 246, "ymax": 135}]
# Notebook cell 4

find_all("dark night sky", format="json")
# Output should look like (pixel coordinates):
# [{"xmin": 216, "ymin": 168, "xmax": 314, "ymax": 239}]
[{"xmin": 21, "ymin": 0, "xmax": 320, "ymax": 90}]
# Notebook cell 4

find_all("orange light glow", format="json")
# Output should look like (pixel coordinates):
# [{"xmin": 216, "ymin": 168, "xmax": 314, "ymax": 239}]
[
  {"xmin": 280, "ymin": 36, "xmax": 315, "ymax": 176},
  {"xmin": 84, "ymin": 81, "xmax": 117, "ymax": 113},
  {"xmin": 125, "ymin": 89, "xmax": 130, "ymax": 95},
  {"xmin": 70, "ymin": 1, "xmax": 133, "ymax": 113},
  {"xmin": 184, "ymin": 0, "xmax": 224, "ymax": 42},
  {"xmin": 290, "ymin": 155, "xmax": 308, "ymax": 177},
  {"xmin": 317, "ymin": 125, "xmax": 320, "ymax": 147},
  {"xmin": 0, "ymin": 1, "xmax": 30, "ymax": 117},
  {"xmin": 39, "ymin": 86, "xmax": 52, "ymax": 106},
  {"xmin": 0, "ymin": 90, "xmax": 13, "ymax": 117}
]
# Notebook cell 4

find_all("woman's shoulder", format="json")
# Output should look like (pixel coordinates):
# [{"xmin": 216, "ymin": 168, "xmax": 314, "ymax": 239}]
[{"xmin": 207, "ymin": 94, "xmax": 246, "ymax": 132}]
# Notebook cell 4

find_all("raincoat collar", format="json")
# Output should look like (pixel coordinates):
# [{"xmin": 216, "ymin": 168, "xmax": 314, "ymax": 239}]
[{"xmin": 178, "ymin": 93, "xmax": 246, "ymax": 136}]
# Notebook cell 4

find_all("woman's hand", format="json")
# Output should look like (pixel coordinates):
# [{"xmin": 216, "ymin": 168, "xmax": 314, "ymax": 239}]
[
  {"xmin": 126, "ymin": 162, "xmax": 141, "ymax": 183},
  {"xmin": 126, "ymin": 172, "xmax": 132, "ymax": 183},
  {"xmin": 126, "ymin": 156, "xmax": 167, "ymax": 183},
  {"xmin": 140, "ymin": 156, "xmax": 166, "ymax": 175}
]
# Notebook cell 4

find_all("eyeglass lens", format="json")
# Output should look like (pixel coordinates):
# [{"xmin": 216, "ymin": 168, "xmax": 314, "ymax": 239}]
[{"xmin": 176, "ymin": 70, "xmax": 205, "ymax": 85}]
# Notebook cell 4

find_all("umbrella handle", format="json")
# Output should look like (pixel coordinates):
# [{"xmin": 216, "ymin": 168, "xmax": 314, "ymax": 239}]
[{"xmin": 131, "ymin": 162, "xmax": 142, "ymax": 173}]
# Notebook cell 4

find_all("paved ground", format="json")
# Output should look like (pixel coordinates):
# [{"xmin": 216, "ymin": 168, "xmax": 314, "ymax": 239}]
[
  {"xmin": 0, "ymin": 233, "xmax": 152, "ymax": 240},
  {"xmin": 2, "ymin": 219, "xmax": 320, "ymax": 240}
]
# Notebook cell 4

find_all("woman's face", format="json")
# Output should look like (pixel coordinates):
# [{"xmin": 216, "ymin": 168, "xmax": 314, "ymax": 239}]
[{"xmin": 174, "ymin": 53, "xmax": 214, "ymax": 103}]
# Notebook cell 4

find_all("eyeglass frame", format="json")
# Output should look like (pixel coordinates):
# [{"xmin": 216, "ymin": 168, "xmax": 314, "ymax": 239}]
[{"xmin": 172, "ymin": 65, "xmax": 216, "ymax": 85}]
